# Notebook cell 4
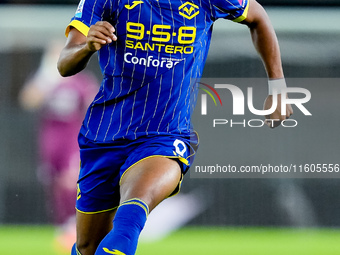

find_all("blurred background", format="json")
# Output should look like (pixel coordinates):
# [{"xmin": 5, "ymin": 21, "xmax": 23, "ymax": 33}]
[{"xmin": 1, "ymin": 0, "xmax": 340, "ymax": 254}]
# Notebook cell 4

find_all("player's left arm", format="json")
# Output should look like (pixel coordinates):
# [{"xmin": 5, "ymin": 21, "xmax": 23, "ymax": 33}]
[{"xmin": 240, "ymin": 0, "xmax": 293, "ymax": 127}]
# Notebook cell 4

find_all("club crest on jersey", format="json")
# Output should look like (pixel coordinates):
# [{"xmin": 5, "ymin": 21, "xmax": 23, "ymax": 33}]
[
  {"xmin": 178, "ymin": 2, "xmax": 199, "ymax": 20},
  {"xmin": 125, "ymin": 0, "xmax": 144, "ymax": 10}
]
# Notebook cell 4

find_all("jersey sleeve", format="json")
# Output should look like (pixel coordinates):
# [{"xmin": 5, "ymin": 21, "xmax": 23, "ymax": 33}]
[
  {"xmin": 210, "ymin": 0, "xmax": 249, "ymax": 22},
  {"xmin": 65, "ymin": 0, "xmax": 113, "ymax": 37}
]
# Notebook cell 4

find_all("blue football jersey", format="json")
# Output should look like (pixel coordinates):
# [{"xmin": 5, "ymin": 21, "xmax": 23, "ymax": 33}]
[{"xmin": 66, "ymin": 0, "xmax": 249, "ymax": 142}]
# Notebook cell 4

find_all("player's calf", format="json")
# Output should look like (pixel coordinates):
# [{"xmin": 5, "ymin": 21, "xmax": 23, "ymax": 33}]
[{"xmin": 94, "ymin": 198, "xmax": 149, "ymax": 255}]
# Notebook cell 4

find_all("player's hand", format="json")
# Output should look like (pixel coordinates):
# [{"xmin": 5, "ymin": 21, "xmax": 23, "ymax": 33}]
[
  {"xmin": 263, "ymin": 94, "xmax": 293, "ymax": 128},
  {"xmin": 86, "ymin": 21, "xmax": 117, "ymax": 52}
]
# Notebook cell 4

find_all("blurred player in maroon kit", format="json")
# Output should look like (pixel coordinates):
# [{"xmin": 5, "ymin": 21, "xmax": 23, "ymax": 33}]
[{"xmin": 19, "ymin": 41, "xmax": 98, "ymax": 251}]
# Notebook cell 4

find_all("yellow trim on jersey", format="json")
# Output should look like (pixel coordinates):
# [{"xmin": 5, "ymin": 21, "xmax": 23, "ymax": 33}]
[
  {"xmin": 119, "ymin": 155, "xmax": 189, "ymax": 186},
  {"xmin": 173, "ymin": 151, "xmax": 190, "ymax": 165},
  {"xmin": 76, "ymin": 206, "xmax": 118, "ymax": 215},
  {"xmin": 233, "ymin": 0, "xmax": 250, "ymax": 23},
  {"xmin": 65, "ymin": 20, "xmax": 90, "ymax": 37},
  {"xmin": 194, "ymin": 130, "xmax": 200, "ymax": 146},
  {"xmin": 118, "ymin": 155, "xmax": 191, "ymax": 200},
  {"xmin": 168, "ymin": 173, "xmax": 184, "ymax": 197},
  {"xmin": 77, "ymin": 184, "xmax": 81, "ymax": 200}
]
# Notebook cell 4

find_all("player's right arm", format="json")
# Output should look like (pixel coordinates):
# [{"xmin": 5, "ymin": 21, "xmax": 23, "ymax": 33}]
[{"xmin": 57, "ymin": 21, "xmax": 117, "ymax": 77}]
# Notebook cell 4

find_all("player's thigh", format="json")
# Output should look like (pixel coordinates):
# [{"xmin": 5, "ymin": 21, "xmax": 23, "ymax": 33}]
[
  {"xmin": 120, "ymin": 156, "xmax": 182, "ymax": 212},
  {"xmin": 76, "ymin": 209, "xmax": 116, "ymax": 253}
]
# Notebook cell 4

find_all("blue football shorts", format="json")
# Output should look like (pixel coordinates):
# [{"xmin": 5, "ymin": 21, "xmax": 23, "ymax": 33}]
[{"xmin": 76, "ymin": 132, "xmax": 199, "ymax": 214}]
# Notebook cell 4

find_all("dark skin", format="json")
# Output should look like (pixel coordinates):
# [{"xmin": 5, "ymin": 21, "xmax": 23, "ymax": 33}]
[
  {"xmin": 58, "ymin": 1, "xmax": 292, "ymax": 254},
  {"xmin": 75, "ymin": 157, "xmax": 181, "ymax": 254},
  {"xmin": 241, "ymin": 0, "xmax": 293, "ymax": 126}
]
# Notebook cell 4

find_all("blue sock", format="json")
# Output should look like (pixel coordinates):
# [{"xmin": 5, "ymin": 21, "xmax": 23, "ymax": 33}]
[
  {"xmin": 95, "ymin": 198, "xmax": 149, "ymax": 255},
  {"xmin": 71, "ymin": 243, "xmax": 82, "ymax": 255}
]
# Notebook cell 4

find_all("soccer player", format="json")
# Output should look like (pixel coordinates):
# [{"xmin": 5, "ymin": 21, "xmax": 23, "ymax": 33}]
[{"xmin": 57, "ymin": 0, "xmax": 293, "ymax": 254}]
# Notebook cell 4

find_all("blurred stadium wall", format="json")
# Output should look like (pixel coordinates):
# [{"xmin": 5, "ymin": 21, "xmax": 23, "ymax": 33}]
[{"xmin": 1, "ymin": 3, "xmax": 340, "ymax": 227}]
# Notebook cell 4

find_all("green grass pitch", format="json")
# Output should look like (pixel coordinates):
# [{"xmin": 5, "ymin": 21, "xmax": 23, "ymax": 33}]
[{"xmin": 1, "ymin": 225, "xmax": 340, "ymax": 255}]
